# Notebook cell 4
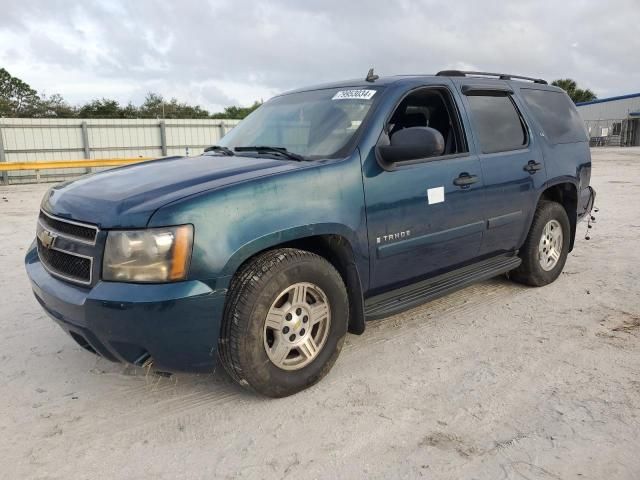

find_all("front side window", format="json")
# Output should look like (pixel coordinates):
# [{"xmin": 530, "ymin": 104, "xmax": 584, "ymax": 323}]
[
  {"xmin": 218, "ymin": 87, "xmax": 381, "ymax": 159},
  {"xmin": 466, "ymin": 94, "xmax": 527, "ymax": 154},
  {"xmin": 386, "ymin": 87, "xmax": 467, "ymax": 156}
]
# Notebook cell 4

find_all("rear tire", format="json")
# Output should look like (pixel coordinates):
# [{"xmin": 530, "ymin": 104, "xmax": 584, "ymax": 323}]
[
  {"xmin": 218, "ymin": 248, "xmax": 348, "ymax": 397},
  {"xmin": 511, "ymin": 200, "xmax": 570, "ymax": 287}
]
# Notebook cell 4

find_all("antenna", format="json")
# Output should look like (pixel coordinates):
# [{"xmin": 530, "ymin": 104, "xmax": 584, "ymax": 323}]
[{"xmin": 365, "ymin": 68, "xmax": 379, "ymax": 82}]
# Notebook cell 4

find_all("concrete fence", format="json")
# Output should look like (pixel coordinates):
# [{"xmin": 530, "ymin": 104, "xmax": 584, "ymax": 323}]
[{"xmin": 0, "ymin": 118, "xmax": 241, "ymax": 184}]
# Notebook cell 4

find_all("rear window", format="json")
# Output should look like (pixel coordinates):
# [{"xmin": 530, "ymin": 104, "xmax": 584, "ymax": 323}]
[
  {"xmin": 521, "ymin": 89, "xmax": 588, "ymax": 144},
  {"xmin": 466, "ymin": 95, "xmax": 528, "ymax": 154}
]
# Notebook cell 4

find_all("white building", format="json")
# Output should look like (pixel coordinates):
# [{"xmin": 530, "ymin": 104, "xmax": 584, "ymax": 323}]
[{"xmin": 576, "ymin": 93, "xmax": 640, "ymax": 146}]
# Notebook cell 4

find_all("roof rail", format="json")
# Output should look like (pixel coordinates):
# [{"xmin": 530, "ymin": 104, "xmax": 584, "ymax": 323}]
[{"xmin": 436, "ymin": 70, "xmax": 547, "ymax": 85}]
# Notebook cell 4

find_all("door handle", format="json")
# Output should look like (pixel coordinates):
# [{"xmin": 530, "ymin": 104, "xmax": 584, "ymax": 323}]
[
  {"xmin": 524, "ymin": 160, "xmax": 543, "ymax": 174},
  {"xmin": 453, "ymin": 172, "xmax": 478, "ymax": 188}
]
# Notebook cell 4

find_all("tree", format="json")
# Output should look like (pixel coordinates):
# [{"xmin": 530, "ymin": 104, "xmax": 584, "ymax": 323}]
[
  {"xmin": 77, "ymin": 98, "xmax": 125, "ymax": 118},
  {"xmin": 551, "ymin": 79, "xmax": 597, "ymax": 104},
  {"xmin": 1, "ymin": 66, "xmax": 263, "ymax": 119},
  {"xmin": 0, "ymin": 97, "xmax": 10, "ymax": 117},
  {"xmin": 0, "ymin": 67, "xmax": 41, "ymax": 116},
  {"xmin": 211, "ymin": 101, "xmax": 262, "ymax": 120},
  {"xmin": 36, "ymin": 93, "xmax": 76, "ymax": 118},
  {"xmin": 138, "ymin": 92, "xmax": 165, "ymax": 118},
  {"xmin": 138, "ymin": 92, "xmax": 210, "ymax": 119},
  {"xmin": 120, "ymin": 101, "xmax": 139, "ymax": 118}
]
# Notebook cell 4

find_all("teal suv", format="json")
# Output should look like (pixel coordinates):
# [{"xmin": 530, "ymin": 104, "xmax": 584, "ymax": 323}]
[{"xmin": 26, "ymin": 70, "xmax": 596, "ymax": 396}]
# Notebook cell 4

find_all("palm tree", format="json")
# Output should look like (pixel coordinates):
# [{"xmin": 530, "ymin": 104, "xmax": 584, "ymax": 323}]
[{"xmin": 551, "ymin": 79, "xmax": 597, "ymax": 104}]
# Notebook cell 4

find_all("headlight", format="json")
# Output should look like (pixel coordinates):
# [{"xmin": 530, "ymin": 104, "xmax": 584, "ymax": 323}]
[{"xmin": 103, "ymin": 225, "xmax": 193, "ymax": 283}]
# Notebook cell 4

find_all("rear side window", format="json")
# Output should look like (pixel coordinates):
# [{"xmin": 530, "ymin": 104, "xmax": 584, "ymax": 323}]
[
  {"xmin": 466, "ymin": 95, "xmax": 527, "ymax": 153},
  {"xmin": 521, "ymin": 89, "xmax": 588, "ymax": 144}
]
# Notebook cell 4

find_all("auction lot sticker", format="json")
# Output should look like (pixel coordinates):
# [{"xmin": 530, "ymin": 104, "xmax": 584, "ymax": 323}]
[{"xmin": 332, "ymin": 89, "xmax": 377, "ymax": 100}]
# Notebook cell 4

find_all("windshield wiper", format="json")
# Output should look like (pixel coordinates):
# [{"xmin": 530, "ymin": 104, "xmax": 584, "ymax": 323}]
[
  {"xmin": 203, "ymin": 145, "xmax": 235, "ymax": 156},
  {"xmin": 234, "ymin": 146, "xmax": 306, "ymax": 161}
]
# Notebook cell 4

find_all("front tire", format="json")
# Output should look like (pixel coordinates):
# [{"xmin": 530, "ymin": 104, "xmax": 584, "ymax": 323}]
[
  {"xmin": 218, "ymin": 248, "xmax": 348, "ymax": 397},
  {"xmin": 511, "ymin": 200, "xmax": 571, "ymax": 287}
]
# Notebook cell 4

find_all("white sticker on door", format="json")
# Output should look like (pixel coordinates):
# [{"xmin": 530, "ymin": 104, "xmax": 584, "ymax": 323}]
[
  {"xmin": 331, "ymin": 89, "xmax": 377, "ymax": 100},
  {"xmin": 427, "ymin": 186, "xmax": 445, "ymax": 205}
]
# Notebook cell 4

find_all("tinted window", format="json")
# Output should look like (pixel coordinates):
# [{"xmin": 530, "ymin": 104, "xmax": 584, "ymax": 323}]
[
  {"xmin": 466, "ymin": 95, "xmax": 527, "ymax": 153},
  {"xmin": 521, "ymin": 89, "xmax": 588, "ymax": 144},
  {"xmin": 387, "ymin": 87, "xmax": 467, "ymax": 156}
]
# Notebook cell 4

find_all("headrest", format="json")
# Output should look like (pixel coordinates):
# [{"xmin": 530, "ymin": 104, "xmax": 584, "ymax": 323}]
[{"xmin": 396, "ymin": 112, "xmax": 426, "ymax": 129}]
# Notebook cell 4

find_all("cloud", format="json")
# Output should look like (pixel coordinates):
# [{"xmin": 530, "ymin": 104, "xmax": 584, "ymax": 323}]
[{"xmin": 0, "ymin": 0, "xmax": 638, "ymax": 111}]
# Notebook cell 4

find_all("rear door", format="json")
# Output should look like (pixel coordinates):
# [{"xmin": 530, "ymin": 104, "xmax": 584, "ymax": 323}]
[{"xmin": 455, "ymin": 82, "xmax": 547, "ymax": 255}]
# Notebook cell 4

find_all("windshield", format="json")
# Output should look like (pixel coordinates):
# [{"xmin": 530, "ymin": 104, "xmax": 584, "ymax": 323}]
[{"xmin": 218, "ymin": 87, "xmax": 382, "ymax": 159}]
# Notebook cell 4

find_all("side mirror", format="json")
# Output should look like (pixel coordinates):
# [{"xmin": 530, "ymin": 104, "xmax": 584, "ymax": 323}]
[{"xmin": 377, "ymin": 127, "xmax": 445, "ymax": 164}]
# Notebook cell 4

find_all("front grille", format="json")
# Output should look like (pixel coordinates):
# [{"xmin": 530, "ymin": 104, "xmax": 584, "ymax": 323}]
[
  {"xmin": 39, "ymin": 211, "xmax": 97, "ymax": 243},
  {"xmin": 37, "ymin": 238, "xmax": 92, "ymax": 284}
]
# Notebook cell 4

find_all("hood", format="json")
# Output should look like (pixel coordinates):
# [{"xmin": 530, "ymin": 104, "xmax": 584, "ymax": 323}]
[{"xmin": 42, "ymin": 155, "xmax": 305, "ymax": 228}]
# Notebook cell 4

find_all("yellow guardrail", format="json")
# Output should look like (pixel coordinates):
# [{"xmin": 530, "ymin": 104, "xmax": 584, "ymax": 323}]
[{"xmin": 0, "ymin": 157, "xmax": 156, "ymax": 172}]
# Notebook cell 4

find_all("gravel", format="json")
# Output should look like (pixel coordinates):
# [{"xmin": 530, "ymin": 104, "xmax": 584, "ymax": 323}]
[{"xmin": 1, "ymin": 147, "xmax": 639, "ymax": 479}]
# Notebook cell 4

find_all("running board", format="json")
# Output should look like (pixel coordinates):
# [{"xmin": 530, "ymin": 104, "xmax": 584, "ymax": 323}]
[{"xmin": 364, "ymin": 254, "xmax": 522, "ymax": 320}]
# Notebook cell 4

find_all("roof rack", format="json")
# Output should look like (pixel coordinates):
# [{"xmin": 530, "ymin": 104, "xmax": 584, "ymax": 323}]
[{"xmin": 436, "ymin": 70, "xmax": 547, "ymax": 85}]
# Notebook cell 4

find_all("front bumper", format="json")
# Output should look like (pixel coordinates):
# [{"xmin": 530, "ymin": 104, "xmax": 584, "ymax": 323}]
[{"xmin": 25, "ymin": 242, "xmax": 226, "ymax": 373}]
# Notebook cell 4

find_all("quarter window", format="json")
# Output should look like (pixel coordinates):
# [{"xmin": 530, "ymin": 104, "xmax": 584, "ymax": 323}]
[
  {"xmin": 520, "ymin": 89, "xmax": 589, "ymax": 144},
  {"xmin": 466, "ymin": 94, "xmax": 528, "ymax": 154}
]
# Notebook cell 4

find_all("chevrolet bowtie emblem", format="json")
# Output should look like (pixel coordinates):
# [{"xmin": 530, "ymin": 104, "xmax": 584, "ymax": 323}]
[{"xmin": 38, "ymin": 228, "xmax": 57, "ymax": 249}]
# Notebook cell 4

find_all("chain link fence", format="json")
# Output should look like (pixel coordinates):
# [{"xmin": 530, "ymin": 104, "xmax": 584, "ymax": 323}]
[{"xmin": 584, "ymin": 117, "xmax": 639, "ymax": 147}]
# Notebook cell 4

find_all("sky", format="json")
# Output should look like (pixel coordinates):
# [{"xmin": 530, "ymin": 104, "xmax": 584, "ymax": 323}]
[{"xmin": 1, "ymin": 0, "xmax": 638, "ymax": 112}]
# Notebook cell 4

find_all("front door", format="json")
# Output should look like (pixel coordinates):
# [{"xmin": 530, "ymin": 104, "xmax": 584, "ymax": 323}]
[{"xmin": 362, "ymin": 85, "xmax": 486, "ymax": 292}]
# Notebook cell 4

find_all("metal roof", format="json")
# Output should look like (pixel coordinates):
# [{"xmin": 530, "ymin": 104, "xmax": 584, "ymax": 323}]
[{"xmin": 576, "ymin": 92, "xmax": 640, "ymax": 107}]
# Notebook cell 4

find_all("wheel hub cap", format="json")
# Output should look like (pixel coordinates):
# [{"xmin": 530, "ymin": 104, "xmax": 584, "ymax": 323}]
[
  {"xmin": 538, "ymin": 219, "xmax": 563, "ymax": 271},
  {"xmin": 263, "ymin": 282, "xmax": 331, "ymax": 370}
]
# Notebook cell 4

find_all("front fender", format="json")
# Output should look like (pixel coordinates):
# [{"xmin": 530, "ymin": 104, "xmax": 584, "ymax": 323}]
[
  {"xmin": 219, "ymin": 223, "xmax": 361, "ymax": 280},
  {"xmin": 148, "ymin": 152, "xmax": 369, "ymax": 289}
]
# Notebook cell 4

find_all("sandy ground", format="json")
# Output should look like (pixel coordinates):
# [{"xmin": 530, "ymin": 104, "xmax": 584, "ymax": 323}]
[{"xmin": 1, "ymin": 147, "xmax": 639, "ymax": 480}]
